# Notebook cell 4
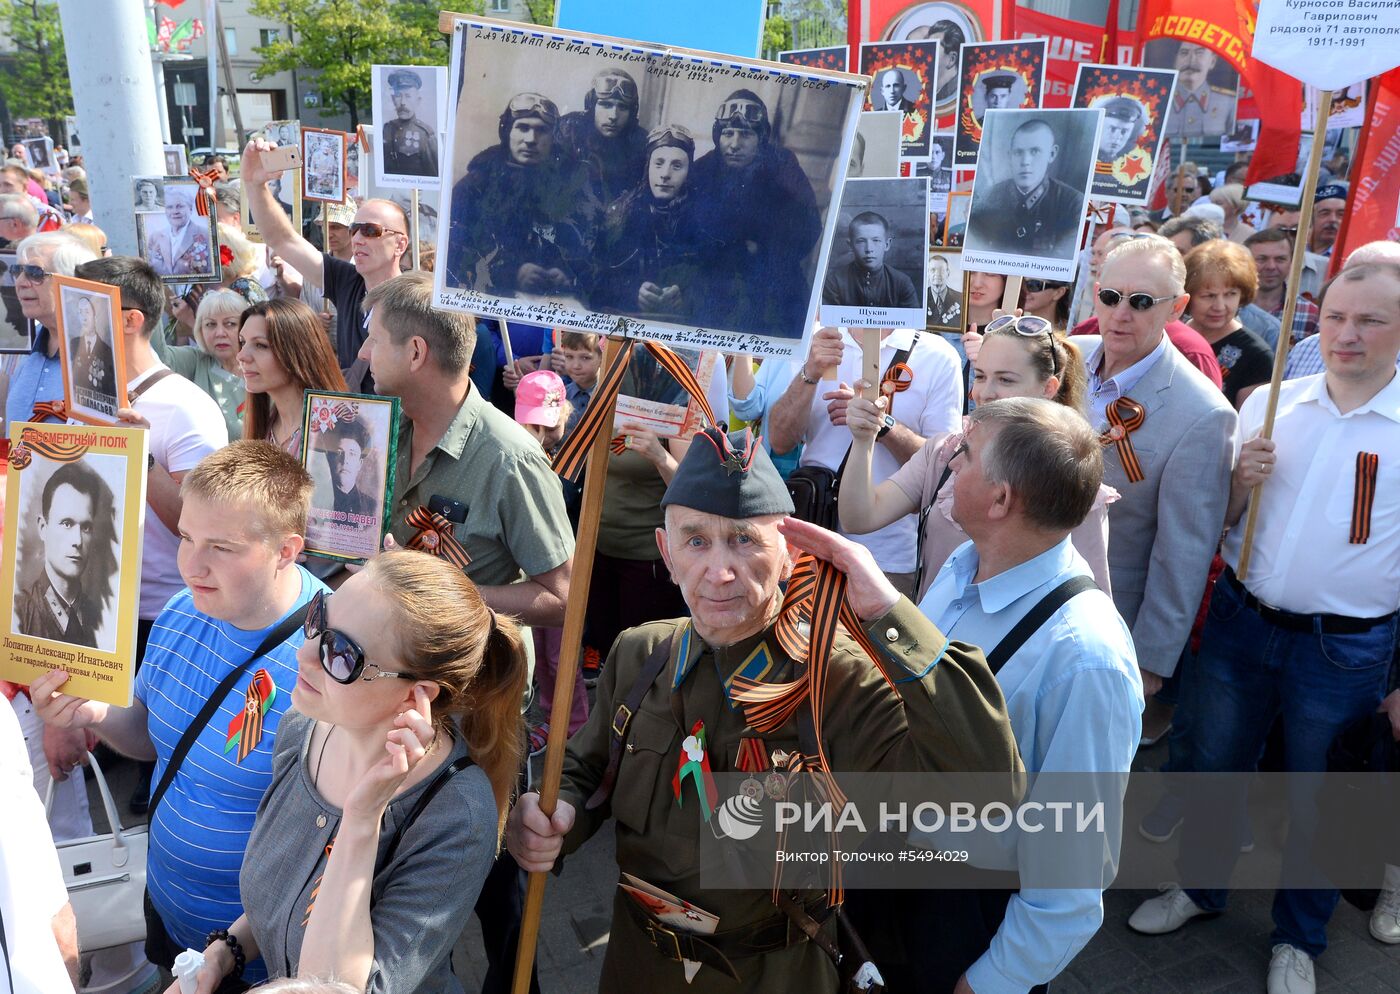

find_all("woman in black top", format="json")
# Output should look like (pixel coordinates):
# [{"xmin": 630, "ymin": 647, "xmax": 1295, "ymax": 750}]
[{"xmin": 1183, "ymin": 239, "xmax": 1274, "ymax": 408}]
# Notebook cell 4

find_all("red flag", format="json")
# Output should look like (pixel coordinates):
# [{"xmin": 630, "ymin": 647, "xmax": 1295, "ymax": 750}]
[
  {"xmin": 1148, "ymin": 136, "xmax": 1174, "ymax": 212},
  {"xmin": 1243, "ymin": 62, "xmax": 1303, "ymax": 186},
  {"xmin": 1329, "ymin": 69, "xmax": 1400, "ymax": 274},
  {"xmin": 1101, "ymin": 0, "xmax": 1121, "ymax": 63}
]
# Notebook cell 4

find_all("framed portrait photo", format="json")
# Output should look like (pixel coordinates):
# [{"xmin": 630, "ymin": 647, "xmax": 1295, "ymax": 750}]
[
  {"xmin": 1072, "ymin": 63, "xmax": 1178, "ymax": 206},
  {"xmin": 944, "ymin": 189, "xmax": 970, "ymax": 247},
  {"xmin": 1143, "ymin": 39, "xmax": 1238, "ymax": 140},
  {"xmin": 962, "ymin": 107, "xmax": 1099, "ymax": 282},
  {"xmin": 435, "ymin": 14, "xmax": 867, "ymax": 361},
  {"xmin": 23, "ymin": 136, "xmax": 57, "ymax": 176},
  {"xmin": 54, "ymin": 276, "xmax": 128, "ymax": 425},
  {"xmin": 820, "ymin": 176, "xmax": 930, "ymax": 330},
  {"xmin": 372, "ymin": 65, "xmax": 446, "ymax": 190},
  {"xmin": 136, "ymin": 177, "xmax": 220, "ymax": 284},
  {"xmin": 132, "ymin": 175, "xmax": 165, "ymax": 213},
  {"xmin": 0, "ymin": 422, "xmax": 149, "ymax": 707},
  {"xmin": 851, "ymin": 111, "xmax": 903, "ymax": 179},
  {"xmin": 0, "ymin": 253, "xmax": 35, "ymax": 353},
  {"xmin": 859, "ymin": 40, "xmax": 941, "ymax": 161},
  {"xmin": 953, "ymin": 39, "xmax": 1048, "ymax": 170},
  {"xmin": 300, "ymin": 392, "xmax": 400, "ymax": 563},
  {"xmin": 613, "ymin": 343, "xmax": 718, "ymax": 439},
  {"xmin": 302, "ymin": 127, "xmax": 347, "ymax": 204},
  {"xmin": 163, "ymin": 143, "xmax": 189, "ymax": 176},
  {"xmin": 924, "ymin": 248, "xmax": 964, "ymax": 334}
]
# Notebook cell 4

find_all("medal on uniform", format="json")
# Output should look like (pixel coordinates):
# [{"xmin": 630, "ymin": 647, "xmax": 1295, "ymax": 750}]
[
  {"xmin": 672, "ymin": 720, "xmax": 718, "ymax": 821},
  {"xmin": 225, "ymin": 668, "xmax": 277, "ymax": 763}
]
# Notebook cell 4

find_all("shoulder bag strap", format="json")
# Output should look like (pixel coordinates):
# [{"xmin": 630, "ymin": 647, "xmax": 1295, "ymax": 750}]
[
  {"xmin": 381, "ymin": 754, "xmax": 477, "ymax": 867},
  {"xmin": 985, "ymin": 575, "xmax": 1098, "ymax": 675},
  {"xmin": 147, "ymin": 602, "xmax": 311, "ymax": 815},
  {"xmin": 911, "ymin": 460, "xmax": 957, "ymax": 603},
  {"xmin": 127, "ymin": 368, "xmax": 177, "ymax": 404},
  {"xmin": 585, "ymin": 635, "xmax": 674, "ymax": 811}
]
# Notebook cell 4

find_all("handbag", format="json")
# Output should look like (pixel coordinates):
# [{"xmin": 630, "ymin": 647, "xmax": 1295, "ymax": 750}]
[{"xmin": 44, "ymin": 750, "xmax": 148, "ymax": 952}]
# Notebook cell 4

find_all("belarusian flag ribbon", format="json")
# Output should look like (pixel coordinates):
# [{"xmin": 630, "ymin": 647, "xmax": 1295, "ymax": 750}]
[
  {"xmin": 672, "ymin": 720, "xmax": 718, "ymax": 821},
  {"xmin": 225, "ymin": 668, "xmax": 276, "ymax": 763}
]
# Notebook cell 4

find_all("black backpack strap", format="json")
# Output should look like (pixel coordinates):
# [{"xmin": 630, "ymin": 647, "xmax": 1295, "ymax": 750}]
[
  {"xmin": 148, "ymin": 602, "xmax": 311, "ymax": 815},
  {"xmin": 985, "ymin": 576, "xmax": 1098, "ymax": 675},
  {"xmin": 586, "ymin": 635, "xmax": 674, "ymax": 810},
  {"xmin": 382, "ymin": 754, "xmax": 477, "ymax": 867}
]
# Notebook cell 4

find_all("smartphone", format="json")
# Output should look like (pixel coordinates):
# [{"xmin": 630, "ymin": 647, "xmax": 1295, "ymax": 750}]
[
  {"xmin": 262, "ymin": 145, "xmax": 302, "ymax": 171},
  {"xmin": 429, "ymin": 494, "xmax": 467, "ymax": 524}
]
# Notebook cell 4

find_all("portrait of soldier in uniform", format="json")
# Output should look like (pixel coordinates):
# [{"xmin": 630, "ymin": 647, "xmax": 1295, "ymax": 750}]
[
  {"xmin": 382, "ymin": 68, "xmax": 439, "ymax": 180},
  {"xmin": 557, "ymin": 68, "xmax": 647, "ymax": 208},
  {"xmin": 823, "ymin": 210, "xmax": 919, "ymax": 309},
  {"xmin": 976, "ymin": 73, "xmax": 1016, "ymax": 124},
  {"xmin": 1096, "ymin": 98, "xmax": 1144, "ymax": 163},
  {"xmin": 1148, "ymin": 39, "xmax": 1238, "ymax": 139},
  {"xmin": 13, "ymin": 458, "xmax": 119, "ymax": 650},
  {"xmin": 965, "ymin": 110, "xmax": 1097, "ymax": 268},
  {"xmin": 66, "ymin": 293, "xmax": 117, "ymax": 411},
  {"xmin": 320, "ymin": 417, "xmax": 379, "ymax": 521},
  {"xmin": 925, "ymin": 250, "xmax": 963, "ymax": 331},
  {"xmin": 927, "ymin": 135, "xmax": 953, "ymax": 193},
  {"xmin": 139, "ymin": 182, "xmax": 215, "ymax": 281}
]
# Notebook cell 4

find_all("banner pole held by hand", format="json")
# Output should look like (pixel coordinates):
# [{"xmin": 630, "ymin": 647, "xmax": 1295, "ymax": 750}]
[
  {"xmin": 410, "ymin": 187, "xmax": 421, "ymax": 271},
  {"xmin": 1236, "ymin": 89, "xmax": 1332, "ymax": 582},
  {"xmin": 859, "ymin": 329, "xmax": 881, "ymax": 399}
]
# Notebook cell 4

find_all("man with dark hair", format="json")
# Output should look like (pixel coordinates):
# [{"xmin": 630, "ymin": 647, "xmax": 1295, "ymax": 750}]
[
  {"xmin": 321, "ymin": 416, "xmax": 377, "ymax": 519},
  {"xmin": 976, "ymin": 73, "xmax": 1016, "ymax": 123},
  {"xmin": 822, "ymin": 210, "xmax": 919, "ymax": 308},
  {"xmin": 1096, "ymin": 98, "xmax": 1144, "ymax": 163},
  {"xmin": 691, "ymin": 90, "xmax": 821, "ymax": 336},
  {"xmin": 558, "ymin": 67, "xmax": 647, "ymax": 207},
  {"xmin": 970, "ymin": 119, "xmax": 1081, "ymax": 257},
  {"xmin": 1164, "ymin": 41, "xmax": 1234, "ymax": 138},
  {"xmin": 1246, "ymin": 227, "xmax": 1320, "ymax": 341},
  {"xmin": 15, "ymin": 460, "xmax": 115, "ymax": 647},
  {"xmin": 909, "ymin": 19, "xmax": 964, "ymax": 105},
  {"xmin": 381, "ymin": 68, "xmax": 439, "ymax": 179},
  {"xmin": 446, "ymin": 92, "xmax": 598, "ymax": 301}
]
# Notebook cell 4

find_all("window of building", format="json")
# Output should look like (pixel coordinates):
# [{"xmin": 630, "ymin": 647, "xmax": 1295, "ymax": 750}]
[
  {"xmin": 259, "ymin": 28, "xmax": 281, "ymax": 47},
  {"xmin": 223, "ymin": 27, "xmax": 238, "ymax": 55},
  {"xmin": 491, "ymin": 0, "xmax": 510, "ymax": 11}
]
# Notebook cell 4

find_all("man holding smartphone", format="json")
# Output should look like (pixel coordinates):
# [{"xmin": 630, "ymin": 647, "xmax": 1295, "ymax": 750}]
[{"xmin": 241, "ymin": 139, "xmax": 408, "ymax": 392}]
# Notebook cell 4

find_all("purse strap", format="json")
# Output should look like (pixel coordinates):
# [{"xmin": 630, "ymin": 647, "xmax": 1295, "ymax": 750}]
[
  {"xmin": 381, "ymin": 754, "xmax": 477, "ymax": 867},
  {"xmin": 985, "ymin": 576, "xmax": 1098, "ymax": 675},
  {"xmin": 127, "ymin": 367, "xmax": 176, "ymax": 404},
  {"xmin": 148, "ymin": 602, "xmax": 311, "ymax": 815}
]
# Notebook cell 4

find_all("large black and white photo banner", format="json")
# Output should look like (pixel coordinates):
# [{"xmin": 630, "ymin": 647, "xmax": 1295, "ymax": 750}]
[{"xmin": 435, "ymin": 16, "xmax": 866, "ymax": 359}]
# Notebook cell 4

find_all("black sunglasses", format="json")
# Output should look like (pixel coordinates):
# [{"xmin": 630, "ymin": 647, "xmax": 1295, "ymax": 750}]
[
  {"xmin": 304, "ymin": 590, "xmax": 411, "ymax": 684},
  {"xmin": 1098, "ymin": 288, "xmax": 1176, "ymax": 312},
  {"xmin": 12, "ymin": 264, "xmax": 50, "ymax": 282},
  {"xmin": 348, "ymin": 222, "xmax": 404, "ymax": 239},
  {"xmin": 985, "ymin": 313, "xmax": 1059, "ymax": 374},
  {"xmin": 1024, "ymin": 278, "xmax": 1067, "ymax": 293}
]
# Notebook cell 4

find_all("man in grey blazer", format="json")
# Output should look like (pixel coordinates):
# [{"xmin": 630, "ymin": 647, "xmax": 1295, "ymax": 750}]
[{"xmin": 1070, "ymin": 235, "xmax": 1237, "ymax": 699}]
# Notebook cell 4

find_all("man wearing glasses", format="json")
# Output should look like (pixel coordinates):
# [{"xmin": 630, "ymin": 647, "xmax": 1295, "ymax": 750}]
[
  {"xmin": 1069, "ymin": 234, "xmax": 1236, "ymax": 703},
  {"xmin": 241, "ymin": 139, "xmax": 410, "ymax": 392},
  {"xmin": 29, "ymin": 441, "xmax": 329, "ymax": 984}
]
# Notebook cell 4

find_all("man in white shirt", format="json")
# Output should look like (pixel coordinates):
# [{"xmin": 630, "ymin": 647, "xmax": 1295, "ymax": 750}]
[
  {"xmin": 767, "ymin": 324, "xmax": 962, "ymax": 595},
  {"xmin": 1128, "ymin": 262, "xmax": 1400, "ymax": 994}
]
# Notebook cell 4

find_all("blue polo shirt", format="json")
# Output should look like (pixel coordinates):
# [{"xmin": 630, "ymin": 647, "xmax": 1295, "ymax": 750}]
[
  {"xmin": 133, "ymin": 567, "xmax": 326, "ymax": 977},
  {"xmin": 4, "ymin": 326, "xmax": 65, "ymax": 430}
]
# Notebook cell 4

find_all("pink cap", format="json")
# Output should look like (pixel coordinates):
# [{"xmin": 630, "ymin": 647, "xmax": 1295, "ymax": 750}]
[{"xmin": 515, "ymin": 369, "xmax": 567, "ymax": 428}]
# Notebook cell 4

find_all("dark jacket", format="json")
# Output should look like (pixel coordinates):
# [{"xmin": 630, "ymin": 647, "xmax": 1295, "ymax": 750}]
[
  {"xmin": 970, "ymin": 177, "xmax": 1082, "ymax": 258},
  {"xmin": 558, "ymin": 112, "xmax": 648, "ymax": 209},
  {"xmin": 822, "ymin": 261, "xmax": 919, "ymax": 310}
]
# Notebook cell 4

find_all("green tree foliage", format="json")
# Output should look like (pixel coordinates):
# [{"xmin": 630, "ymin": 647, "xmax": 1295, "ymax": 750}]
[
  {"xmin": 248, "ymin": 0, "xmax": 481, "ymax": 128},
  {"xmin": 762, "ymin": 13, "xmax": 793, "ymax": 59},
  {"xmin": 0, "ymin": 0, "xmax": 73, "ymax": 132}
]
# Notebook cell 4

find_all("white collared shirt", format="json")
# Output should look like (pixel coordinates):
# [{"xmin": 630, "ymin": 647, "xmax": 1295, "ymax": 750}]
[
  {"xmin": 1083, "ymin": 334, "xmax": 1170, "ymax": 429},
  {"xmin": 798, "ymin": 327, "xmax": 962, "ymax": 573},
  {"xmin": 1223, "ymin": 371, "xmax": 1400, "ymax": 616}
]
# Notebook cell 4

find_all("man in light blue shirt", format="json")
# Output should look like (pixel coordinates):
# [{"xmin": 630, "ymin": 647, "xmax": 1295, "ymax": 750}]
[{"xmin": 916, "ymin": 398, "xmax": 1143, "ymax": 994}]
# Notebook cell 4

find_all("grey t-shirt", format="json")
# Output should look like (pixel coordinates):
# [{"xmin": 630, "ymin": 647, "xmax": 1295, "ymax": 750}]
[{"xmin": 240, "ymin": 711, "xmax": 497, "ymax": 994}]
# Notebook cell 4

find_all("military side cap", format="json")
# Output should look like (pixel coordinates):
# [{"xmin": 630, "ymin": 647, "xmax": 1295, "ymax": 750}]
[
  {"xmin": 388, "ymin": 69, "xmax": 423, "ymax": 91},
  {"xmin": 661, "ymin": 427, "xmax": 795, "ymax": 519},
  {"xmin": 982, "ymin": 73, "xmax": 1016, "ymax": 90},
  {"xmin": 1315, "ymin": 182, "xmax": 1348, "ymax": 203},
  {"xmin": 1102, "ymin": 97, "xmax": 1141, "ymax": 122}
]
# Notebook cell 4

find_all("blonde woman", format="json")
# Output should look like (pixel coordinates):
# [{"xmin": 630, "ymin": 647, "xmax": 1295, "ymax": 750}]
[{"xmin": 153, "ymin": 288, "xmax": 247, "ymax": 440}]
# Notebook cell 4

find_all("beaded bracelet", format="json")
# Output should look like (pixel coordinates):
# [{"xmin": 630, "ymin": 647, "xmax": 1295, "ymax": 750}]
[{"xmin": 205, "ymin": 929, "xmax": 247, "ymax": 980}]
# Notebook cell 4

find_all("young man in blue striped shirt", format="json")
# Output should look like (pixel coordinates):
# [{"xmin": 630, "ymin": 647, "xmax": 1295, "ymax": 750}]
[{"xmin": 31, "ymin": 441, "xmax": 328, "ymax": 983}]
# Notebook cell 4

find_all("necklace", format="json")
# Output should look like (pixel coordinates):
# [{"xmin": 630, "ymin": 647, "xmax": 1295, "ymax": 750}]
[{"xmin": 312, "ymin": 724, "xmax": 333, "ymax": 828}]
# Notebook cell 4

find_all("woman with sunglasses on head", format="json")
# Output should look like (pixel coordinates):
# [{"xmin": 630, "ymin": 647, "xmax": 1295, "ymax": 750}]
[
  {"xmin": 169, "ymin": 550, "xmax": 528, "ymax": 994},
  {"xmin": 238, "ymin": 298, "xmax": 347, "ymax": 455},
  {"xmin": 839, "ymin": 311, "xmax": 1115, "ymax": 600},
  {"xmin": 1181, "ymin": 240, "xmax": 1273, "ymax": 409}
]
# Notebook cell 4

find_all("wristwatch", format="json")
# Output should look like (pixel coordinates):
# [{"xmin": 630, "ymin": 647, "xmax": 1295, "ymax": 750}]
[{"xmin": 876, "ymin": 414, "xmax": 896, "ymax": 439}]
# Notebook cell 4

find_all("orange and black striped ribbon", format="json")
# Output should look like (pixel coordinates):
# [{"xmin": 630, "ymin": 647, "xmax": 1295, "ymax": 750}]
[
  {"xmin": 188, "ymin": 166, "xmax": 221, "ymax": 217},
  {"xmin": 303, "ymin": 841, "xmax": 335, "ymax": 926},
  {"xmin": 1350, "ymin": 452, "xmax": 1379, "ymax": 545},
  {"xmin": 642, "ymin": 341, "xmax": 715, "ymax": 425},
  {"xmin": 234, "ymin": 668, "xmax": 274, "ymax": 764},
  {"xmin": 404, "ymin": 506, "xmax": 472, "ymax": 570},
  {"xmin": 18, "ymin": 425, "xmax": 88, "ymax": 462},
  {"xmin": 609, "ymin": 434, "xmax": 627, "ymax": 455},
  {"xmin": 880, "ymin": 361, "xmax": 914, "ymax": 418},
  {"xmin": 1102, "ymin": 397, "xmax": 1147, "ymax": 483},
  {"xmin": 551, "ymin": 341, "xmax": 634, "ymax": 482},
  {"xmin": 30, "ymin": 400, "xmax": 67, "ymax": 424}
]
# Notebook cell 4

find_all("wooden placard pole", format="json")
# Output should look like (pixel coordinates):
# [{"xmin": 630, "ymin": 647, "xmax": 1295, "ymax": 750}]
[
  {"xmin": 321, "ymin": 207, "xmax": 330, "ymax": 259},
  {"xmin": 511, "ymin": 334, "xmax": 625, "ymax": 994},
  {"xmin": 1001, "ymin": 276, "xmax": 1023, "ymax": 313},
  {"xmin": 860, "ymin": 328, "xmax": 881, "ymax": 395},
  {"xmin": 410, "ymin": 187, "xmax": 421, "ymax": 271},
  {"xmin": 1235, "ymin": 90, "xmax": 1333, "ymax": 582}
]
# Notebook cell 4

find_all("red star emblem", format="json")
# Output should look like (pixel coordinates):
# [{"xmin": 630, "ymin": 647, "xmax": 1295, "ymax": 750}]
[{"xmin": 1121, "ymin": 154, "xmax": 1148, "ymax": 181}]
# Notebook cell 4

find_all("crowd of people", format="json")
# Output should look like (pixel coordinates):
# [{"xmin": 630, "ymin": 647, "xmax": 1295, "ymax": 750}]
[{"xmin": 0, "ymin": 103, "xmax": 1396, "ymax": 994}]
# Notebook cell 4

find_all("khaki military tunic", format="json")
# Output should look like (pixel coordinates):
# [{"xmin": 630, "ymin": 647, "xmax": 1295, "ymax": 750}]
[{"xmin": 557, "ymin": 598, "xmax": 1024, "ymax": 993}]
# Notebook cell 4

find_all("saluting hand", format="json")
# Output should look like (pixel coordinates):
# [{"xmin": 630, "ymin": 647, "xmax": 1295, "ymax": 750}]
[
  {"xmin": 506, "ymin": 792, "xmax": 576, "ymax": 873},
  {"xmin": 777, "ymin": 517, "xmax": 900, "ymax": 622}
]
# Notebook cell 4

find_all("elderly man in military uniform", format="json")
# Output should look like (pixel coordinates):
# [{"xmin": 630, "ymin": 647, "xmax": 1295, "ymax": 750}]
[
  {"xmin": 445, "ymin": 92, "xmax": 599, "ymax": 300},
  {"xmin": 691, "ymin": 90, "xmax": 821, "ymax": 336},
  {"xmin": 975, "ymin": 73, "xmax": 1016, "ymax": 124},
  {"xmin": 559, "ymin": 68, "xmax": 648, "ymax": 208},
  {"xmin": 15, "ymin": 461, "xmax": 115, "ymax": 647},
  {"xmin": 926, "ymin": 251, "xmax": 962, "ymax": 329},
  {"xmin": 969, "ymin": 118, "xmax": 1082, "ymax": 259},
  {"xmin": 823, "ymin": 211, "xmax": 919, "ymax": 310},
  {"xmin": 1164, "ymin": 42, "xmax": 1235, "ymax": 138},
  {"xmin": 506, "ymin": 427, "xmax": 1022, "ymax": 994},
  {"xmin": 1096, "ymin": 97, "xmax": 1144, "ymax": 164},
  {"xmin": 381, "ymin": 68, "xmax": 439, "ymax": 179},
  {"xmin": 873, "ymin": 68, "xmax": 917, "ymax": 113}
]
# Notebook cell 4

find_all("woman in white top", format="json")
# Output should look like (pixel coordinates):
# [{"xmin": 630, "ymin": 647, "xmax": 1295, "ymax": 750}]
[{"xmin": 839, "ymin": 312, "xmax": 1117, "ymax": 600}]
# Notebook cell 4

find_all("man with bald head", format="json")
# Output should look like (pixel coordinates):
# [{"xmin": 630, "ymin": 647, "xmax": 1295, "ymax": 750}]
[
  {"xmin": 874, "ymin": 68, "xmax": 917, "ymax": 113},
  {"xmin": 242, "ymin": 139, "xmax": 410, "ymax": 390},
  {"xmin": 969, "ymin": 118, "xmax": 1082, "ymax": 257}
]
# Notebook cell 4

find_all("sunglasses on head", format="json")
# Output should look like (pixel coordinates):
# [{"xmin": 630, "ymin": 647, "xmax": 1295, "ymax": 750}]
[
  {"xmin": 304, "ymin": 590, "xmax": 411, "ymax": 684},
  {"xmin": 985, "ymin": 313, "xmax": 1059, "ymax": 374},
  {"xmin": 1098, "ymin": 288, "xmax": 1176, "ymax": 311},
  {"xmin": 11, "ymin": 264, "xmax": 50, "ymax": 282},
  {"xmin": 348, "ymin": 222, "xmax": 404, "ymax": 239}
]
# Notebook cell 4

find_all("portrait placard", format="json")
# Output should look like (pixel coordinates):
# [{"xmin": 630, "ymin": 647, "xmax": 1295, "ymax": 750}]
[
  {"xmin": 241, "ymin": 163, "xmax": 304, "ymax": 245},
  {"xmin": 136, "ymin": 177, "xmax": 221, "ymax": 284},
  {"xmin": 53, "ymin": 276, "xmax": 128, "ymax": 425},
  {"xmin": 613, "ymin": 343, "xmax": 718, "ymax": 439},
  {"xmin": 962, "ymin": 108, "xmax": 1099, "ymax": 282},
  {"xmin": 435, "ymin": 14, "xmax": 866, "ymax": 361},
  {"xmin": 1072, "ymin": 64, "xmax": 1178, "ymax": 206},
  {"xmin": 363, "ymin": 125, "xmax": 443, "ymax": 248},
  {"xmin": 954, "ymin": 39, "xmax": 1047, "ymax": 170},
  {"xmin": 778, "ymin": 47, "xmax": 849, "ymax": 72},
  {"xmin": 1303, "ymin": 83, "xmax": 1367, "ymax": 130},
  {"xmin": 162, "ymin": 143, "xmax": 188, "ymax": 176},
  {"xmin": 1143, "ymin": 39, "xmax": 1238, "ymax": 140},
  {"xmin": 943, "ymin": 189, "xmax": 970, "ymax": 247},
  {"xmin": 302, "ymin": 128, "xmax": 347, "ymax": 204},
  {"xmin": 372, "ymin": 65, "xmax": 446, "ymax": 189},
  {"xmin": 1, "ymin": 422, "xmax": 148, "ymax": 707},
  {"xmin": 132, "ymin": 175, "xmax": 165, "ymax": 213},
  {"xmin": 859, "ymin": 40, "xmax": 940, "ymax": 161},
  {"xmin": 23, "ymin": 137, "xmax": 57, "ymax": 176},
  {"xmin": 820, "ymin": 177, "xmax": 930, "ymax": 330},
  {"xmin": 851, "ymin": 111, "xmax": 903, "ymax": 178},
  {"xmin": 924, "ymin": 249, "xmax": 965, "ymax": 333},
  {"xmin": 913, "ymin": 132, "xmax": 954, "ymax": 213},
  {"xmin": 299, "ymin": 392, "xmax": 400, "ymax": 564},
  {"xmin": 0, "ymin": 253, "xmax": 35, "ymax": 354}
]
